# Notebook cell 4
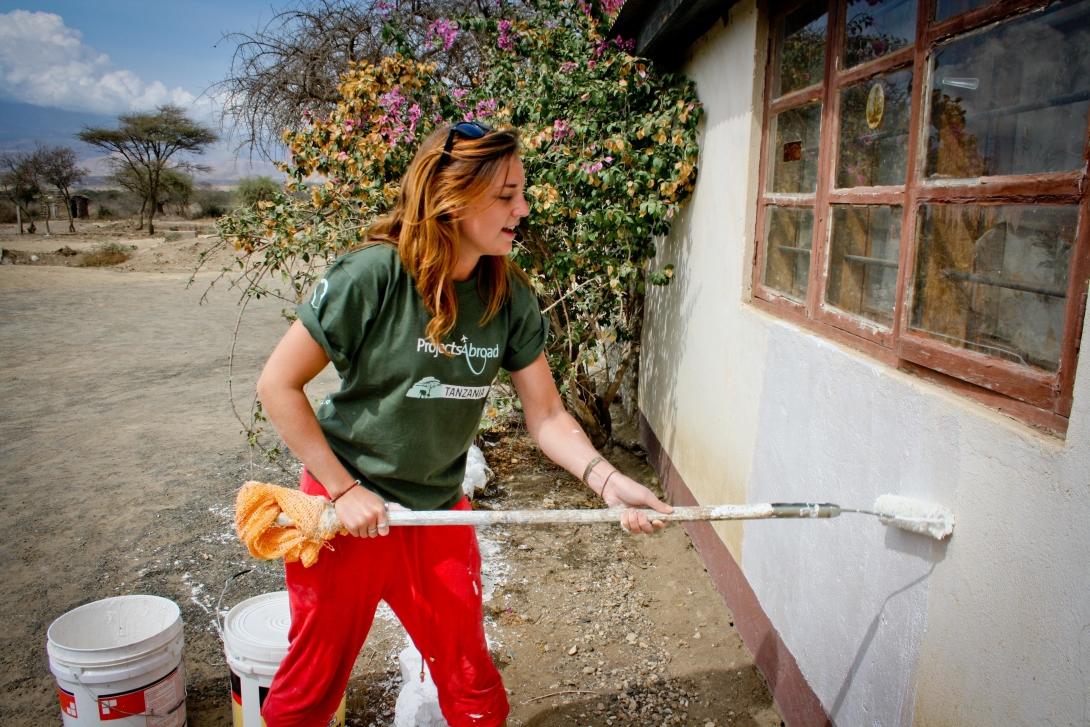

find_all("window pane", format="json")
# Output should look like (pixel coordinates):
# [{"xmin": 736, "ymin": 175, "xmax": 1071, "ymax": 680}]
[
  {"xmin": 768, "ymin": 102, "xmax": 822, "ymax": 193},
  {"xmin": 763, "ymin": 206, "xmax": 814, "ymax": 301},
  {"xmin": 935, "ymin": 0, "xmax": 994, "ymax": 22},
  {"xmin": 844, "ymin": 0, "xmax": 917, "ymax": 68},
  {"xmin": 774, "ymin": 0, "xmax": 829, "ymax": 96},
  {"xmin": 926, "ymin": 0, "xmax": 1090, "ymax": 179},
  {"xmin": 837, "ymin": 69, "xmax": 913, "ymax": 187},
  {"xmin": 827, "ymin": 205, "xmax": 902, "ymax": 326},
  {"xmin": 911, "ymin": 204, "xmax": 1076, "ymax": 372}
]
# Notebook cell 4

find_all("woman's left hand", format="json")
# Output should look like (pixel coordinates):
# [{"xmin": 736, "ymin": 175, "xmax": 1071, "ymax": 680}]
[{"xmin": 600, "ymin": 472, "xmax": 673, "ymax": 534}]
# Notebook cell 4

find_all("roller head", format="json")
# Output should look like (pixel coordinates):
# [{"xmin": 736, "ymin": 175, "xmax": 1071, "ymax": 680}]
[{"xmin": 873, "ymin": 494, "xmax": 955, "ymax": 540}]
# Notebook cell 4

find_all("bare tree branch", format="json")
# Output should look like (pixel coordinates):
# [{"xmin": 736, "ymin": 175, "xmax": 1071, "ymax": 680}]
[{"xmin": 211, "ymin": 0, "xmax": 527, "ymax": 160}]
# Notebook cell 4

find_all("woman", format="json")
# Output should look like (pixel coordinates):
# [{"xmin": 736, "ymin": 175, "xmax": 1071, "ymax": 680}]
[{"xmin": 256, "ymin": 121, "xmax": 672, "ymax": 727}]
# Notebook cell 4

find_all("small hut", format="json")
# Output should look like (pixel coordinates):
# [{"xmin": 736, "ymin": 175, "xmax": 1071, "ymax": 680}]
[{"xmin": 70, "ymin": 195, "xmax": 89, "ymax": 219}]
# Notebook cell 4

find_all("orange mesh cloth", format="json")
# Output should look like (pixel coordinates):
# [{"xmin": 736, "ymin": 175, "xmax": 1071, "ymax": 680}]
[{"xmin": 235, "ymin": 481, "xmax": 345, "ymax": 568}]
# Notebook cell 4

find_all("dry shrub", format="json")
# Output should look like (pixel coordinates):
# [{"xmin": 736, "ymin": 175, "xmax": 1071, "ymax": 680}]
[{"xmin": 79, "ymin": 242, "xmax": 133, "ymax": 267}]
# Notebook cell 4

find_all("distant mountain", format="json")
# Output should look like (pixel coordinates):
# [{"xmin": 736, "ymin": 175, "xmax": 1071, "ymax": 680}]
[{"xmin": 0, "ymin": 100, "xmax": 112, "ymax": 154}]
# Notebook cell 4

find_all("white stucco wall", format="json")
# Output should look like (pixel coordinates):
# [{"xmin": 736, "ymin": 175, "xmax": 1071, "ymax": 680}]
[{"xmin": 639, "ymin": 2, "xmax": 1090, "ymax": 725}]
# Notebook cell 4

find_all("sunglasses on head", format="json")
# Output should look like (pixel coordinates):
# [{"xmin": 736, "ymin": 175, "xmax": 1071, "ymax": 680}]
[{"xmin": 441, "ymin": 121, "xmax": 492, "ymax": 162}]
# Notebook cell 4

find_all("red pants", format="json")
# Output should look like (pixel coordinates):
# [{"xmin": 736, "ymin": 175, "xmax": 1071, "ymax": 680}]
[{"xmin": 260, "ymin": 470, "xmax": 509, "ymax": 727}]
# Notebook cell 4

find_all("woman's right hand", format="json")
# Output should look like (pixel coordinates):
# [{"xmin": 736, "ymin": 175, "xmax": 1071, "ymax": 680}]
[{"xmin": 333, "ymin": 485, "xmax": 390, "ymax": 538}]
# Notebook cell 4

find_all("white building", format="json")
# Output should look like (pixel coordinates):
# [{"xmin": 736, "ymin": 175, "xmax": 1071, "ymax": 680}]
[{"xmin": 614, "ymin": 0, "xmax": 1090, "ymax": 724}]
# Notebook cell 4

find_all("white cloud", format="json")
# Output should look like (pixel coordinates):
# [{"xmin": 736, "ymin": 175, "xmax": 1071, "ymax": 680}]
[{"xmin": 0, "ymin": 10, "xmax": 196, "ymax": 114}]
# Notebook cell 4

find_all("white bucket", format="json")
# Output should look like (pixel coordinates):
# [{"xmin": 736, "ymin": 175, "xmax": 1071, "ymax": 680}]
[
  {"xmin": 46, "ymin": 594, "xmax": 186, "ymax": 726},
  {"xmin": 394, "ymin": 644, "xmax": 449, "ymax": 727},
  {"xmin": 223, "ymin": 591, "xmax": 346, "ymax": 727}
]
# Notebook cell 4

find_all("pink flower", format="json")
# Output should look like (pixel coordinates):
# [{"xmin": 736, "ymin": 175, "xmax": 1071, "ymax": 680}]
[
  {"xmin": 498, "ymin": 19, "xmax": 515, "ymax": 51},
  {"xmin": 602, "ymin": 0, "xmax": 625, "ymax": 14},
  {"xmin": 581, "ymin": 156, "xmax": 613, "ymax": 175},
  {"xmin": 474, "ymin": 98, "xmax": 497, "ymax": 119},
  {"xmin": 373, "ymin": 86, "xmax": 424, "ymax": 146},
  {"xmin": 336, "ymin": 151, "xmax": 349, "ymax": 161},
  {"xmin": 401, "ymin": 103, "xmax": 422, "ymax": 144},
  {"xmin": 452, "ymin": 87, "xmax": 468, "ymax": 99},
  {"xmin": 428, "ymin": 18, "xmax": 459, "ymax": 51},
  {"xmin": 552, "ymin": 118, "xmax": 573, "ymax": 141},
  {"xmin": 379, "ymin": 87, "xmax": 406, "ymax": 112}
]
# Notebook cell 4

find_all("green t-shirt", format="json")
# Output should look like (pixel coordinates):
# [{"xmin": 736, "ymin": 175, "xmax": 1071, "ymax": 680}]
[{"xmin": 296, "ymin": 243, "xmax": 547, "ymax": 510}]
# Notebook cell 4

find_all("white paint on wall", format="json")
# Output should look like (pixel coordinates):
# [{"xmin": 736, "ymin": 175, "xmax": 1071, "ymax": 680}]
[
  {"xmin": 641, "ymin": 2, "xmax": 770, "ymax": 556},
  {"xmin": 640, "ymin": 1, "xmax": 1090, "ymax": 725}
]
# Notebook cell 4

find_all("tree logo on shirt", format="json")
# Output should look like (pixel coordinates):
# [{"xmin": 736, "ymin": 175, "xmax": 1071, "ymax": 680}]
[{"xmin": 407, "ymin": 377, "xmax": 444, "ymax": 398}]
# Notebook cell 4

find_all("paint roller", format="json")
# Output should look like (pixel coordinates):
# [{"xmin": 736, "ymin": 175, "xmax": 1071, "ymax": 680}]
[{"xmin": 268, "ymin": 490, "xmax": 955, "ymax": 541}]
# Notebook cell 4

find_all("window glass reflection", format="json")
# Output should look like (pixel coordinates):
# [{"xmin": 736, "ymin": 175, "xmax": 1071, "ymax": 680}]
[
  {"xmin": 926, "ymin": 0, "xmax": 1090, "ymax": 179},
  {"xmin": 844, "ymin": 0, "xmax": 917, "ymax": 68},
  {"xmin": 837, "ymin": 69, "xmax": 913, "ymax": 187},
  {"xmin": 763, "ymin": 206, "xmax": 814, "ymax": 301},
  {"xmin": 911, "ymin": 204, "xmax": 1075, "ymax": 371},
  {"xmin": 827, "ymin": 205, "xmax": 902, "ymax": 325},
  {"xmin": 769, "ymin": 103, "xmax": 822, "ymax": 193},
  {"xmin": 774, "ymin": 0, "xmax": 829, "ymax": 96}
]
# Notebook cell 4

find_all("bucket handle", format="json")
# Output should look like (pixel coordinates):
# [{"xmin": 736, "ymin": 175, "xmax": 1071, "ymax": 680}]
[{"xmin": 214, "ymin": 568, "xmax": 253, "ymax": 642}]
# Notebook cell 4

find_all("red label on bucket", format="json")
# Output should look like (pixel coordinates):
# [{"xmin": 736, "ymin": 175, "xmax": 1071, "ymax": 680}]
[
  {"xmin": 57, "ymin": 685, "xmax": 77, "ymax": 717},
  {"xmin": 97, "ymin": 666, "xmax": 185, "ymax": 721},
  {"xmin": 98, "ymin": 688, "xmax": 145, "ymax": 720}
]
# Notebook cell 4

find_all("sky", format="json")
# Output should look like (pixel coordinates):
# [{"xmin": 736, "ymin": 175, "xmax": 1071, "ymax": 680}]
[{"xmin": 0, "ymin": 1, "xmax": 285, "ymax": 180}]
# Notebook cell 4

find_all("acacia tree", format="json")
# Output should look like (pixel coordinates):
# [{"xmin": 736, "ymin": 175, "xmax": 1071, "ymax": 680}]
[
  {"xmin": 112, "ymin": 166, "xmax": 151, "ymax": 230},
  {"xmin": 237, "ymin": 176, "xmax": 281, "ymax": 206},
  {"xmin": 35, "ymin": 145, "xmax": 87, "ymax": 233},
  {"xmin": 216, "ymin": 0, "xmax": 701, "ymax": 445},
  {"xmin": 78, "ymin": 106, "xmax": 217, "ymax": 234},
  {"xmin": 160, "ymin": 168, "xmax": 196, "ymax": 216},
  {"xmin": 0, "ymin": 151, "xmax": 40, "ymax": 233}
]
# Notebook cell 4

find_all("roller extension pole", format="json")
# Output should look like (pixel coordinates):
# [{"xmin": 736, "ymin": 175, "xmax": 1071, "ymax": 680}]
[
  {"xmin": 382, "ymin": 502, "xmax": 839, "ymax": 526},
  {"xmin": 277, "ymin": 496, "xmax": 954, "ymax": 540}
]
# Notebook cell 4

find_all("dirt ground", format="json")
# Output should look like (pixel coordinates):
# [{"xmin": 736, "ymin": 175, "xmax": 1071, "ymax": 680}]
[{"xmin": 0, "ymin": 221, "xmax": 782, "ymax": 726}]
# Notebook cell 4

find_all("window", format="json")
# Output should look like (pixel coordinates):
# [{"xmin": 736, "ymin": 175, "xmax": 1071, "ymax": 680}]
[{"xmin": 753, "ymin": 0, "xmax": 1090, "ymax": 431}]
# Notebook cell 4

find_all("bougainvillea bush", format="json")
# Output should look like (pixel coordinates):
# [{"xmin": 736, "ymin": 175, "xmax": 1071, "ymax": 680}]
[{"xmin": 217, "ymin": 0, "xmax": 702, "ymax": 444}]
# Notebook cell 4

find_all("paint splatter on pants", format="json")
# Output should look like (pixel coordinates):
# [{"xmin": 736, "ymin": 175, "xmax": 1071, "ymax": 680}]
[{"xmin": 260, "ymin": 470, "xmax": 509, "ymax": 727}]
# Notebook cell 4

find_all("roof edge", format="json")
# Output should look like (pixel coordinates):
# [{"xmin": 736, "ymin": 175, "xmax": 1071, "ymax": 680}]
[{"xmin": 610, "ymin": 0, "xmax": 737, "ymax": 67}]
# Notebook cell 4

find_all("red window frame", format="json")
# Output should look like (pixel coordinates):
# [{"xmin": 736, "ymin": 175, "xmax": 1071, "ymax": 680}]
[{"xmin": 752, "ymin": 0, "xmax": 1090, "ymax": 433}]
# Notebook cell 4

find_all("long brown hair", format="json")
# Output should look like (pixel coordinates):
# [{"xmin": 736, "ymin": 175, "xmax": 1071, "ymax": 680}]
[{"xmin": 366, "ymin": 125, "xmax": 524, "ymax": 348}]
